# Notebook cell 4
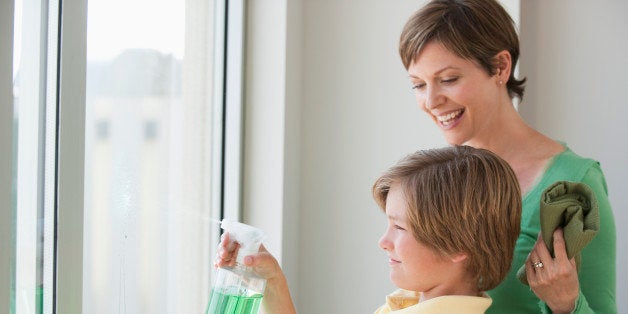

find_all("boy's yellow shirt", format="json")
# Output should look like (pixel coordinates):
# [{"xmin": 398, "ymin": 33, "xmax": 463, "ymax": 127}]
[{"xmin": 374, "ymin": 289, "xmax": 492, "ymax": 314}]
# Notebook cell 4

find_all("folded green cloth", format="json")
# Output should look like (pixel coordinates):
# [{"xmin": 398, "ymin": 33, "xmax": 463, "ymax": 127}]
[{"xmin": 517, "ymin": 181, "xmax": 600, "ymax": 285}]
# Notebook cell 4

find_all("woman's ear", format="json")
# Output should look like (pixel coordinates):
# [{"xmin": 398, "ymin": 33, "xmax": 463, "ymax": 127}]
[{"xmin": 494, "ymin": 50, "xmax": 512, "ymax": 83}]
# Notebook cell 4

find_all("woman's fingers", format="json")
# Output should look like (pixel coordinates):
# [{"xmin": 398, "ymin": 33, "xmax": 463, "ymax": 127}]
[
  {"xmin": 526, "ymin": 229, "xmax": 579, "ymax": 313},
  {"xmin": 551, "ymin": 228, "xmax": 571, "ymax": 263},
  {"xmin": 533, "ymin": 231, "xmax": 553, "ymax": 266},
  {"xmin": 525, "ymin": 251, "xmax": 538, "ymax": 279}
]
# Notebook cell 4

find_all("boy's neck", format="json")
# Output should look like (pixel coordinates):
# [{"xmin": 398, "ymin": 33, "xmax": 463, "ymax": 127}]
[{"xmin": 419, "ymin": 279, "xmax": 481, "ymax": 302}]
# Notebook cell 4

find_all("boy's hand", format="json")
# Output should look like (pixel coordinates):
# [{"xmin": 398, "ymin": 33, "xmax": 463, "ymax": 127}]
[
  {"xmin": 214, "ymin": 232, "xmax": 240, "ymax": 268},
  {"xmin": 213, "ymin": 232, "xmax": 284, "ymax": 282},
  {"xmin": 213, "ymin": 232, "xmax": 297, "ymax": 313}
]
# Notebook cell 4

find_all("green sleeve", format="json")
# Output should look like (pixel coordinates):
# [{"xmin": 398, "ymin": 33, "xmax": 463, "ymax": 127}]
[
  {"xmin": 539, "ymin": 291, "xmax": 589, "ymax": 314},
  {"xmin": 541, "ymin": 164, "xmax": 617, "ymax": 313}
]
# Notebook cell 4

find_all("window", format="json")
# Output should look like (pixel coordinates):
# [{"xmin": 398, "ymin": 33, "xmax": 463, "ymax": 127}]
[
  {"xmin": 3, "ymin": 0, "xmax": 244, "ymax": 312},
  {"xmin": 11, "ymin": 0, "xmax": 49, "ymax": 312},
  {"xmin": 83, "ymin": 0, "xmax": 218, "ymax": 312}
]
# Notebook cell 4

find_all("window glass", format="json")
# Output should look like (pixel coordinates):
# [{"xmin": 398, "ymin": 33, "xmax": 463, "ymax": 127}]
[
  {"xmin": 84, "ymin": 0, "xmax": 219, "ymax": 312},
  {"xmin": 12, "ymin": 0, "xmax": 47, "ymax": 312}
]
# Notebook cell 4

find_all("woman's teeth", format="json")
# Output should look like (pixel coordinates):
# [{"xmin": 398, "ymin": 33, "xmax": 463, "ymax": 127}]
[{"xmin": 437, "ymin": 110, "xmax": 463, "ymax": 126}]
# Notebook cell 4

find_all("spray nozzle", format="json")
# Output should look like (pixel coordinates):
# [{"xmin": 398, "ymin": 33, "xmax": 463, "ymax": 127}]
[{"xmin": 221, "ymin": 219, "xmax": 266, "ymax": 265}]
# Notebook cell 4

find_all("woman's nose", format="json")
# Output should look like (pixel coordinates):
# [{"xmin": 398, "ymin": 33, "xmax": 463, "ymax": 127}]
[{"xmin": 424, "ymin": 86, "xmax": 443, "ymax": 109}]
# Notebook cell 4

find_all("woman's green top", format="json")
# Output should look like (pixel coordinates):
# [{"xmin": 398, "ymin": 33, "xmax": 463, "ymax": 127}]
[{"xmin": 487, "ymin": 145, "xmax": 616, "ymax": 313}]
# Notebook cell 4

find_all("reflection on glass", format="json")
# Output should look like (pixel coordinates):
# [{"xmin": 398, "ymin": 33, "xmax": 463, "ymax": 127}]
[{"xmin": 84, "ymin": 0, "xmax": 218, "ymax": 313}]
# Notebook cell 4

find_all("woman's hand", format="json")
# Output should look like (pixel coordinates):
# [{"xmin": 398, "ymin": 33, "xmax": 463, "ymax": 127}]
[{"xmin": 525, "ymin": 228, "xmax": 579, "ymax": 313}]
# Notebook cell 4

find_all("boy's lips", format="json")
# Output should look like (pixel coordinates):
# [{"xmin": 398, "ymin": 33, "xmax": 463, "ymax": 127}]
[{"xmin": 388, "ymin": 257, "xmax": 401, "ymax": 265}]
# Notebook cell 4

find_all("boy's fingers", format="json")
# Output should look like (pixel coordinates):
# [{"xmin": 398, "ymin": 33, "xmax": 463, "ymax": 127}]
[
  {"xmin": 220, "ymin": 232, "xmax": 230, "ymax": 245},
  {"xmin": 221, "ymin": 233, "xmax": 239, "ymax": 253},
  {"xmin": 259, "ymin": 244, "xmax": 268, "ymax": 253}
]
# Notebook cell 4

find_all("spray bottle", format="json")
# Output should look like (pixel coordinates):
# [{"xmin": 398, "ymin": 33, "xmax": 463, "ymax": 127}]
[{"xmin": 206, "ymin": 219, "xmax": 267, "ymax": 314}]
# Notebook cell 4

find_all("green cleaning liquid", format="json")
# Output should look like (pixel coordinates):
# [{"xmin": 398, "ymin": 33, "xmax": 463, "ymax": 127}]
[
  {"xmin": 205, "ymin": 289, "xmax": 263, "ymax": 314},
  {"xmin": 208, "ymin": 221, "xmax": 267, "ymax": 314}
]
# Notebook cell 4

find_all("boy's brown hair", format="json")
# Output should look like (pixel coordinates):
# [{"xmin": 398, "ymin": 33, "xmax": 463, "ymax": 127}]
[{"xmin": 373, "ymin": 146, "xmax": 521, "ymax": 291}]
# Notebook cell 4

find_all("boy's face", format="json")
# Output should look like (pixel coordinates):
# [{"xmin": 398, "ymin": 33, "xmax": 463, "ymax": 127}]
[{"xmin": 378, "ymin": 183, "xmax": 465, "ymax": 297}]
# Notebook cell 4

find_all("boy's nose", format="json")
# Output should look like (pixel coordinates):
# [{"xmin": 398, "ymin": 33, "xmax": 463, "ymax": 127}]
[{"xmin": 378, "ymin": 232, "xmax": 391, "ymax": 251}]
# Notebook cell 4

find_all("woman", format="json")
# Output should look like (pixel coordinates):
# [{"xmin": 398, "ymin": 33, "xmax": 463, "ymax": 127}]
[{"xmin": 398, "ymin": 0, "xmax": 616, "ymax": 313}]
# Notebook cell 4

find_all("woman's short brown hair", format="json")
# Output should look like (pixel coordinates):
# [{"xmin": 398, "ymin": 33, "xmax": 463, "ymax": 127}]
[
  {"xmin": 372, "ymin": 146, "xmax": 521, "ymax": 291},
  {"xmin": 399, "ymin": 0, "xmax": 526, "ymax": 100}
]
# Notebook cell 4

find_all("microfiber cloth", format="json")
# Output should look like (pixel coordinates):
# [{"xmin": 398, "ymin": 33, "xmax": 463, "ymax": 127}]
[{"xmin": 517, "ymin": 181, "xmax": 600, "ymax": 285}]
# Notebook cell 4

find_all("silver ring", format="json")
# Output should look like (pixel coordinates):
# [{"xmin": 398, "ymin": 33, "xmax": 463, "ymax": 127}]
[{"xmin": 533, "ymin": 260, "xmax": 544, "ymax": 268}]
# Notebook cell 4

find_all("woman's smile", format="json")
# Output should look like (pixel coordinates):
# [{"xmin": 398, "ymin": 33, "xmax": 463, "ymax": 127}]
[{"xmin": 435, "ymin": 109, "xmax": 465, "ymax": 129}]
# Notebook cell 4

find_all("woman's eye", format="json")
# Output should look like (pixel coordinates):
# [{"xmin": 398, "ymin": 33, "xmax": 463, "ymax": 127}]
[
  {"xmin": 412, "ymin": 83, "xmax": 425, "ymax": 90},
  {"xmin": 441, "ymin": 77, "xmax": 458, "ymax": 84}
]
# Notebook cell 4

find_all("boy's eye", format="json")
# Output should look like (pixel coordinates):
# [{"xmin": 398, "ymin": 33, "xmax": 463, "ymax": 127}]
[{"xmin": 394, "ymin": 225, "xmax": 406, "ymax": 231}]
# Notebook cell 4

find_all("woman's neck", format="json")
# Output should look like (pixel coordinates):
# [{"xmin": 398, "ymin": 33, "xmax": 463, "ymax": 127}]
[{"xmin": 462, "ymin": 108, "xmax": 564, "ymax": 193}]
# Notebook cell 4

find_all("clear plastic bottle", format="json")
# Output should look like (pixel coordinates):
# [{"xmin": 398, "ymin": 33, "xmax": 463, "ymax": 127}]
[{"xmin": 206, "ymin": 220, "xmax": 267, "ymax": 314}]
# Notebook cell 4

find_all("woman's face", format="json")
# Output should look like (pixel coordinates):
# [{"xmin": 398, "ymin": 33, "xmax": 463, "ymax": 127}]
[
  {"xmin": 407, "ymin": 41, "xmax": 503, "ymax": 146},
  {"xmin": 378, "ymin": 183, "xmax": 462, "ymax": 296}
]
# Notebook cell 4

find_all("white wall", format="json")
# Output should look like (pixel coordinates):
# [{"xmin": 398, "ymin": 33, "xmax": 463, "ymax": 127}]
[
  {"xmin": 243, "ymin": 1, "xmax": 627, "ymax": 313},
  {"xmin": 244, "ymin": 1, "xmax": 440, "ymax": 312},
  {"xmin": 242, "ymin": 0, "xmax": 303, "ymax": 305},
  {"xmin": 519, "ymin": 1, "xmax": 628, "ymax": 312},
  {"xmin": 297, "ymin": 1, "xmax": 440, "ymax": 313}
]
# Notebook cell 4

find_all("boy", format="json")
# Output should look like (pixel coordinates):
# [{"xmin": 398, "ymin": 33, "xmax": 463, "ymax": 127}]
[
  {"xmin": 373, "ymin": 145, "xmax": 521, "ymax": 313},
  {"xmin": 215, "ymin": 145, "xmax": 521, "ymax": 313}
]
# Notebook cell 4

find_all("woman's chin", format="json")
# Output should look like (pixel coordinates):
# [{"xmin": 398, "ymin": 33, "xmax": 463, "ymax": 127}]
[{"xmin": 443, "ymin": 135, "xmax": 466, "ymax": 146}]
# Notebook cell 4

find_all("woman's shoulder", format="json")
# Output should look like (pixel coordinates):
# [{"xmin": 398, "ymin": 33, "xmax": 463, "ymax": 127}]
[
  {"xmin": 549, "ymin": 144, "xmax": 600, "ymax": 178},
  {"xmin": 538, "ymin": 143, "xmax": 610, "ymax": 197},
  {"xmin": 523, "ymin": 143, "xmax": 609, "ymax": 219}
]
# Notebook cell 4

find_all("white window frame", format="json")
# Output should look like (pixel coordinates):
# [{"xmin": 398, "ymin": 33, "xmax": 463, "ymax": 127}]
[
  {"xmin": 222, "ymin": 0, "xmax": 245, "ymax": 222},
  {"xmin": 54, "ymin": 0, "xmax": 88, "ymax": 310}
]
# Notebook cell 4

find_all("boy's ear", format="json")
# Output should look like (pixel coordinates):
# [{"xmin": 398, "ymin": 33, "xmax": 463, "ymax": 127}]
[{"xmin": 450, "ymin": 253, "xmax": 468, "ymax": 263}]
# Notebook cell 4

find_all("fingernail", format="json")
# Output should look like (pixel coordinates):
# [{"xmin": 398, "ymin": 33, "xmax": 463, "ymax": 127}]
[{"xmin": 244, "ymin": 256, "xmax": 253, "ymax": 265}]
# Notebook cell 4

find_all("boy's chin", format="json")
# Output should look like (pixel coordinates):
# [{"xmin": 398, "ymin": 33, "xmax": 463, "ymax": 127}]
[{"xmin": 390, "ymin": 273, "xmax": 414, "ymax": 291}]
